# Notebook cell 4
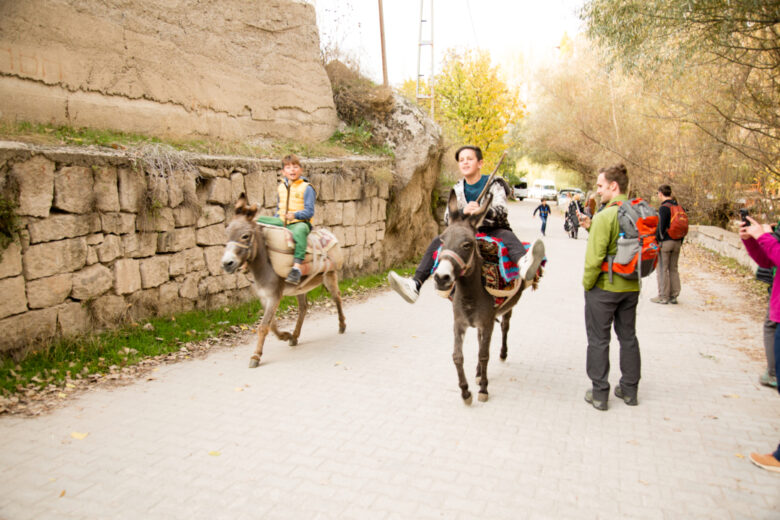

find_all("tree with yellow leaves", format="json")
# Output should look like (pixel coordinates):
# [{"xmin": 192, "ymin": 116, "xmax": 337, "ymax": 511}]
[{"xmin": 399, "ymin": 49, "xmax": 523, "ymax": 173}]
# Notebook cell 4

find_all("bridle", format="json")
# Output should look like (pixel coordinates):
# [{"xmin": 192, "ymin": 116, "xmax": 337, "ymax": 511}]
[
  {"xmin": 438, "ymin": 243, "xmax": 477, "ymax": 278},
  {"xmin": 226, "ymin": 223, "xmax": 258, "ymax": 263}
]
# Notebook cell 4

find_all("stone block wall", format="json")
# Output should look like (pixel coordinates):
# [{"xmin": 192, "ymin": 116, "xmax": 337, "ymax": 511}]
[
  {"xmin": 0, "ymin": 143, "xmax": 392, "ymax": 352},
  {"xmin": 687, "ymin": 225, "xmax": 756, "ymax": 270}
]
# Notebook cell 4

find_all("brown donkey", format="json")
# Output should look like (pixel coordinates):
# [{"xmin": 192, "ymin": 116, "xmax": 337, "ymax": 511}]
[
  {"xmin": 433, "ymin": 191, "xmax": 541, "ymax": 404},
  {"xmin": 221, "ymin": 195, "xmax": 346, "ymax": 367}
]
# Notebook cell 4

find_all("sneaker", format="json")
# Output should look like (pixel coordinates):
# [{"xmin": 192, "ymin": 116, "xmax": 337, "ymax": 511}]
[
  {"xmin": 669, "ymin": 297, "xmax": 678, "ymax": 304},
  {"xmin": 285, "ymin": 267, "xmax": 302, "ymax": 285},
  {"xmin": 519, "ymin": 239, "xmax": 545, "ymax": 281},
  {"xmin": 749, "ymin": 452, "xmax": 780, "ymax": 473},
  {"xmin": 650, "ymin": 296, "xmax": 669, "ymax": 304},
  {"xmin": 759, "ymin": 371, "xmax": 778, "ymax": 388},
  {"xmin": 388, "ymin": 271, "xmax": 419, "ymax": 304},
  {"xmin": 584, "ymin": 389, "xmax": 608, "ymax": 411},
  {"xmin": 614, "ymin": 385, "xmax": 638, "ymax": 406}
]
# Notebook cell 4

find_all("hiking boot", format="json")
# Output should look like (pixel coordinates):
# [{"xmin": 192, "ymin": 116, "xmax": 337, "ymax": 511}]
[
  {"xmin": 388, "ymin": 271, "xmax": 419, "ymax": 304},
  {"xmin": 669, "ymin": 297, "xmax": 678, "ymax": 304},
  {"xmin": 285, "ymin": 267, "xmax": 302, "ymax": 285},
  {"xmin": 749, "ymin": 453, "xmax": 780, "ymax": 473},
  {"xmin": 759, "ymin": 371, "xmax": 778, "ymax": 388},
  {"xmin": 614, "ymin": 385, "xmax": 638, "ymax": 406},
  {"xmin": 519, "ymin": 239, "xmax": 545, "ymax": 281},
  {"xmin": 584, "ymin": 389, "xmax": 608, "ymax": 411},
  {"xmin": 650, "ymin": 296, "xmax": 669, "ymax": 304}
]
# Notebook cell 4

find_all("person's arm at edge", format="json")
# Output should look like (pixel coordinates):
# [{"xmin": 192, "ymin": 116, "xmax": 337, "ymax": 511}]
[{"xmin": 293, "ymin": 184, "xmax": 316, "ymax": 221}]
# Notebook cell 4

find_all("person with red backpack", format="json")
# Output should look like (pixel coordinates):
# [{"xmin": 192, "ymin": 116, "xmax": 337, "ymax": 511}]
[
  {"xmin": 577, "ymin": 164, "xmax": 644, "ymax": 411},
  {"xmin": 651, "ymin": 185, "xmax": 688, "ymax": 304}
]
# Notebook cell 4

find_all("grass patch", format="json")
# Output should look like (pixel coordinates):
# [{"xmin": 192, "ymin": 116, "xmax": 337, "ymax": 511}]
[
  {"xmin": 0, "ymin": 263, "xmax": 417, "ymax": 397},
  {"xmin": 0, "ymin": 120, "xmax": 390, "ymax": 158},
  {"xmin": 329, "ymin": 123, "xmax": 394, "ymax": 157}
]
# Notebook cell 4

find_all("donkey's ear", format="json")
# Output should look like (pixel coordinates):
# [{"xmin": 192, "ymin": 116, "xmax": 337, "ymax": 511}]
[
  {"xmin": 234, "ymin": 194, "xmax": 258, "ymax": 219},
  {"xmin": 446, "ymin": 189, "xmax": 461, "ymax": 221},
  {"xmin": 235, "ymin": 194, "xmax": 248, "ymax": 213},
  {"xmin": 468, "ymin": 193, "xmax": 492, "ymax": 230}
]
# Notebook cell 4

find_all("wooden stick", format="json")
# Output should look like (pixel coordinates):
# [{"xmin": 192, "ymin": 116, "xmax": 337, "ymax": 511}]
[{"xmin": 476, "ymin": 151, "xmax": 508, "ymax": 204}]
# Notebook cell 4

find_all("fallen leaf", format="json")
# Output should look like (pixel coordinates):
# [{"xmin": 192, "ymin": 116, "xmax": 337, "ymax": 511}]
[
  {"xmin": 65, "ymin": 383, "xmax": 75, "ymax": 389},
  {"xmin": 234, "ymin": 387, "xmax": 244, "ymax": 392},
  {"xmin": 334, "ymin": 361, "xmax": 342, "ymax": 366},
  {"xmin": 70, "ymin": 432, "xmax": 89, "ymax": 440},
  {"xmin": 57, "ymin": 393, "xmax": 67, "ymax": 398},
  {"xmin": 208, "ymin": 451, "xmax": 221, "ymax": 457},
  {"xmin": 723, "ymin": 394, "xmax": 740, "ymax": 399},
  {"xmin": 735, "ymin": 453, "xmax": 745, "ymax": 459},
  {"xmin": 59, "ymin": 490, "xmax": 66, "ymax": 498},
  {"xmin": 240, "ymin": 325, "xmax": 249, "ymax": 331},
  {"xmin": 392, "ymin": 345, "xmax": 399, "ymax": 349}
]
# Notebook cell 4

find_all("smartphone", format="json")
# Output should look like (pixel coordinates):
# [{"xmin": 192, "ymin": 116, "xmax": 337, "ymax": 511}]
[{"xmin": 739, "ymin": 208, "xmax": 749, "ymax": 225}]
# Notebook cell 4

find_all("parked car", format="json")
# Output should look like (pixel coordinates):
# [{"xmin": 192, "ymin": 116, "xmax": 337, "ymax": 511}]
[
  {"xmin": 530, "ymin": 179, "xmax": 557, "ymax": 201},
  {"xmin": 557, "ymin": 188, "xmax": 584, "ymax": 207},
  {"xmin": 513, "ymin": 180, "xmax": 528, "ymax": 201}
]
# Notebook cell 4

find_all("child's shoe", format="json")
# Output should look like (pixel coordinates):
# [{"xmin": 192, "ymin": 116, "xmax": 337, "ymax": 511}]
[{"xmin": 285, "ymin": 267, "xmax": 302, "ymax": 285}]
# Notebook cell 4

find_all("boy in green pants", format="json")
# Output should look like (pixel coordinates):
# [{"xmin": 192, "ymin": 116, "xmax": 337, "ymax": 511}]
[{"xmin": 256, "ymin": 154, "xmax": 315, "ymax": 285}]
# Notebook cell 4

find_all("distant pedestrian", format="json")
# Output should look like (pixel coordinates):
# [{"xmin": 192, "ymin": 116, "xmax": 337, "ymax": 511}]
[
  {"xmin": 651, "ymin": 185, "xmax": 685, "ymax": 304},
  {"xmin": 585, "ymin": 193, "xmax": 597, "ymax": 217},
  {"xmin": 577, "ymin": 164, "xmax": 641, "ymax": 411},
  {"xmin": 739, "ymin": 215, "xmax": 780, "ymax": 473},
  {"xmin": 533, "ymin": 199, "xmax": 551, "ymax": 236},
  {"xmin": 565, "ymin": 193, "xmax": 584, "ymax": 239}
]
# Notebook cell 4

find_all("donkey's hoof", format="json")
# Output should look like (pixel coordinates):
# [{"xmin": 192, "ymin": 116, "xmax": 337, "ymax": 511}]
[
  {"xmin": 248, "ymin": 358, "xmax": 260, "ymax": 368},
  {"xmin": 339, "ymin": 324, "xmax": 346, "ymax": 334},
  {"xmin": 462, "ymin": 391, "xmax": 472, "ymax": 406},
  {"xmin": 478, "ymin": 392, "xmax": 489, "ymax": 402},
  {"xmin": 289, "ymin": 338, "xmax": 298, "ymax": 346},
  {"xmin": 500, "ymin": 353, "xmax": 507, "ymax": 362}
]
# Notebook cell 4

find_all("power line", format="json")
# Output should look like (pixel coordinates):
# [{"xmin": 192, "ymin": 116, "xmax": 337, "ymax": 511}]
[{"xmin": 465, "ymin": 0, "xmax": 479, "ymax": 48}]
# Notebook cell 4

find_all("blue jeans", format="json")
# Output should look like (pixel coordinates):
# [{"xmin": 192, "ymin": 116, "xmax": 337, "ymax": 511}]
[{"xmin": 540, "ymin": 216, "xmax": 548, "ymax": 235}]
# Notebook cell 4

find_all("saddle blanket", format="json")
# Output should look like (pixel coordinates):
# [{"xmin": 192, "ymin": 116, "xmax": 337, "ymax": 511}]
[
  {"xmin": 431, "ymin": 236, "xmax": 545, "ymax": 306},
  {"xmin": 257, "ymin": 223, "xmax": 341, "ymax": 279}
]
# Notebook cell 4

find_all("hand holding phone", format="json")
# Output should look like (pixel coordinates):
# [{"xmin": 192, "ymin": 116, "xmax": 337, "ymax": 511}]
[{"xmin": 739, "ymin": 208, "xmax": 749, "ymax": 226}]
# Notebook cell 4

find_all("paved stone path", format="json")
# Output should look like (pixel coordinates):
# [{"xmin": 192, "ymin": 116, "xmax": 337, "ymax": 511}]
[{"xmin": 1, "ymin": 200, "xmax": 779, "ymax": 520}]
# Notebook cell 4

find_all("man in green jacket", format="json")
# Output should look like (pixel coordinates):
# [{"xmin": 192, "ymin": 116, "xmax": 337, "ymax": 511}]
[{"xmin": 577, "ymin": 164, "xmax": 640, "ymax": 411}]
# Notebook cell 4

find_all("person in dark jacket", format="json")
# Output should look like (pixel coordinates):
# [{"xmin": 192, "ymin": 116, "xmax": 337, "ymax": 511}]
[
  {"xmin": 651, "ymin": 185, "xmax": 683, "ymax": 304},
  {"xmin": 565, "ymin": 194, "xmax": 584, "ymax": 239}
]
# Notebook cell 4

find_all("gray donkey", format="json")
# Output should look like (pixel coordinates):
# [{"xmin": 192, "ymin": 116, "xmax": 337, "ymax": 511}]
[
  {"xmin": 221, "ymin": 195, "xmax": 346, "ymax": 367},
  {"xmin": 433, "ymin": 191, "xmax": 541, "ymax": 404}
]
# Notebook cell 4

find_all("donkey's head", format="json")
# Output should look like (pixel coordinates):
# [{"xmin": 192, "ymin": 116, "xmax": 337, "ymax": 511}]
[
  {"xmin": 222, "ymin": 194, "xmax": 260, "ymax": 274},
  {"xmin": 433, "ymin": 190, "xmax": 492, "ymax": 292}
]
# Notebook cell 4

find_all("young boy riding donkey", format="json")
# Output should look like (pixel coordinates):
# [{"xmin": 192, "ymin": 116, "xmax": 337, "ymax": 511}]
[
  {"xmin": 222, "ymin": 154, "xmax": 345, "ymax": 368},
  {"xmin": 388, "ymin": 145, "xmax": 545, "ymax": 403},
  {"xmin": 388, "ymin": 145, "xmax": 544, "ymax": 303}
]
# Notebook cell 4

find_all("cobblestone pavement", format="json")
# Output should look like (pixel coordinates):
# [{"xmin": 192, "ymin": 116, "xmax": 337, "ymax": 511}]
[{"xmin": 1, "ymin": 200, "xmax": 779, "ymax": 520}]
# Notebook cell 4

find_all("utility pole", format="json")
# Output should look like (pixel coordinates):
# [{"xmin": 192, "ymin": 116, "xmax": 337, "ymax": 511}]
[
  {"xmin": 416, "ymin": 0, "xmax": 434, "ymax": 118},
  {"xmin": 378, "ymin": 0, "xmax": 388, "ymax": 87}
]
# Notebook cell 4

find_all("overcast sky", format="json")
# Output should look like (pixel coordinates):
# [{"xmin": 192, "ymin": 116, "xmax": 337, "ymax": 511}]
[{"xmin": 311, "ymin": 0, "xmax": 585, "ymax": 86}]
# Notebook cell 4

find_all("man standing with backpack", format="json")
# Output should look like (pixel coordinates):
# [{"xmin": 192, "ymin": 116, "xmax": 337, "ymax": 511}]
[
  {"xmin": 651, "ymin": 185, "xmax": 688, "ymax": 304},
  {"xmin": 577, "ymin": 164, "xmax": 645, "ymax": 411}
]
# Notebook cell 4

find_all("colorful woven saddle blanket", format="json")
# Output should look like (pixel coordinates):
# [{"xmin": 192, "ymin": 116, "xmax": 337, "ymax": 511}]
[{"xmin": 431, "ymin": 234, "xmax": 542, "ymax": 304}]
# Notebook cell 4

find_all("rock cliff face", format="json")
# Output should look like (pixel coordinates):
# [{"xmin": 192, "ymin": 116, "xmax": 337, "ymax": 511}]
[
  {"xmin": 367, "ymin": 94, "xmax": 444, "ymax": 266},
  {"xmin": 0, "ymin": 0, "xmax": 338, "ymax": 142}
]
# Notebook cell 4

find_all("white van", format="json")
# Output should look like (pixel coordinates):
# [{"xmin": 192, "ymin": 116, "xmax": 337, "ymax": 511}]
[{"xmin": 531, "ymin": 179, "xmax": 557, "ymax": 201}]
